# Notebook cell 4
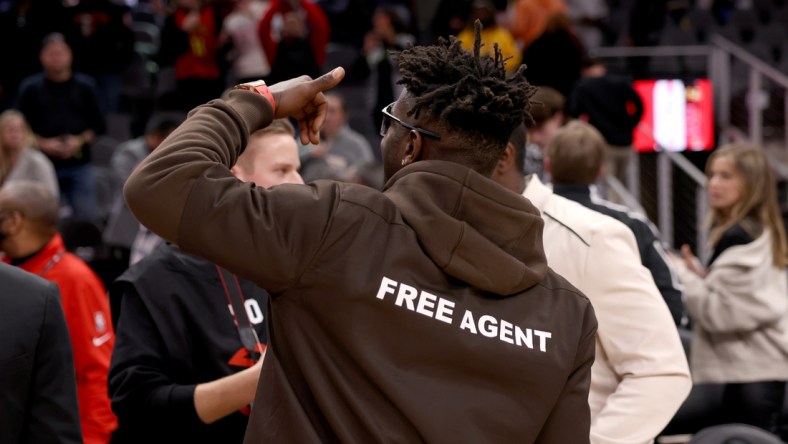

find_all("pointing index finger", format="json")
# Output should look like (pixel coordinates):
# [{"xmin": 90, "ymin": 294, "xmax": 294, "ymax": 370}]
[{"xmin": 312, "ymin": 67, "xmax": 345, "ymax": 94}]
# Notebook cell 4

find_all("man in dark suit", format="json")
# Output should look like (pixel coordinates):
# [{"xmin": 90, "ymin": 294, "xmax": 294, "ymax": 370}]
[{"xmin": 0, "ymin": 262, "xmax": 82, "ymax": 444}]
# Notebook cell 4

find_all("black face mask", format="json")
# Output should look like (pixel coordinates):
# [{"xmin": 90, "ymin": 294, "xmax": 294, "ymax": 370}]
[{"xmin": 0, "ymin": 212, "xmax": 12, "ymax": 245}]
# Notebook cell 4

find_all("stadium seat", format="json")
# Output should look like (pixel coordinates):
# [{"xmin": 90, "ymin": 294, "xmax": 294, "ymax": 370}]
[{"xmin": 687, "ymin": 423, "xmax": 784, "ymax": 443}]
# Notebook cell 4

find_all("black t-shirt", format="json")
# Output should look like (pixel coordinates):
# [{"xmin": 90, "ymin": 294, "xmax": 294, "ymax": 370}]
[
  {"xmin": 108, "ymin": 243, "xmax": 269, "ymax": 444},
  {"xmin": 709, "ymin": 223, "xmax": 757, "ymax": 266},
  {"xmin": 15, "ymin": 73, "xmax": 106, "ymax": 168}
]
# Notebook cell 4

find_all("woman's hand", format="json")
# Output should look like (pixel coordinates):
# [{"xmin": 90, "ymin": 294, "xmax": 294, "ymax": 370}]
[{"xmin": 681, "ymin": 244, "xmax": 707, "ymax": 277}]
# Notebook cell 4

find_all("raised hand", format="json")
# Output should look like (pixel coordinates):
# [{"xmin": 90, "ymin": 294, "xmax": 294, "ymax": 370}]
[{"xmin": 268, "ymin": 67, "xmax": 345, "ymax": 145}]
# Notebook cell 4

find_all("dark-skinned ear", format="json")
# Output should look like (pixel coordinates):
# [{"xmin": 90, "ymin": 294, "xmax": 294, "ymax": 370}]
[
  {"xmin": 2, "ymin": 211, "xmax": 24, "ymax": 235},
  {"xmin": 499, "ymin": 143, "xmax": 515, "ymax": 170},
  {"xmin": 403, "ymin": 130, "xmax": 423, "ymax": 166}
]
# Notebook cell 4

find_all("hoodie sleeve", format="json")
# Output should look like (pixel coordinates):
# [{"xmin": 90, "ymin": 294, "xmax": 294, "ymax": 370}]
[
  {"xmin": 123, "ymin": 91, "xmax": 336, "ymax": 293},
  {"xmin": 584, "ymin": 220, "xmax": 691, "ymax": 444}
]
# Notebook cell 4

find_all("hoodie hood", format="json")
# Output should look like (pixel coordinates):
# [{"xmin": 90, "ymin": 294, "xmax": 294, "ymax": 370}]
[{"xmin": 383, "ymin": 160, "xmax": 547, "ymax": 295}]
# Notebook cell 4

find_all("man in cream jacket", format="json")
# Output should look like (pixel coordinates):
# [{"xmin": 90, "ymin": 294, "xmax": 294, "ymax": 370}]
[{"xmin": 493, "ymin": 124, "xmax": 691, "ymax": 444}]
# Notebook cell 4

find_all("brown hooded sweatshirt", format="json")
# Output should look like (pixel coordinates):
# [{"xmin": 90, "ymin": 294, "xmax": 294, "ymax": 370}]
[{"xmin": 124, "ymin": 90, "xmax": 597, "ymax": 443}]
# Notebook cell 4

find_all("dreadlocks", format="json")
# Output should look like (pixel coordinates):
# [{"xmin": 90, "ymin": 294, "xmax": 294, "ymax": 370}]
[{"xmin": 397, "ymin": 20, "xmax": 536, "ymax": 174}]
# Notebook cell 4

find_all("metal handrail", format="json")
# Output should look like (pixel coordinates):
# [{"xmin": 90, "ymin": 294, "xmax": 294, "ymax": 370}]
[
  {"xmin": 605, "ymin": 175, "xmax": 647, "ymax": 216},
  {"xmin": 709, "ymin": 35, "xmax": 788, "ymax": 89},
  {"xmin": 592, "ymin": 36, "xmax": 788, "ymax": 253},
  {"xmin": 657, "ymin": 151, "xmax": 709, "ymax": 263},
  {"xmin": 592, "ymin": 45, "xmax": 710, "ymax": 58},
  {"xmin": 665, "ymin": 151, "xmax": 707, "ymax": 186}
]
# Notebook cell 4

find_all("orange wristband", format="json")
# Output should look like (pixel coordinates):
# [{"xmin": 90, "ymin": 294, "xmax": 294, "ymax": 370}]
[{"xmin": 234, "ymin": 80, "xmax": 276, "ymax": 114}]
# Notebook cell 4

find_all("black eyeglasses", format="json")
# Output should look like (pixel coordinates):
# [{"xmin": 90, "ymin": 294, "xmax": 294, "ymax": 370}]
[{"xmin": 380, "ymin": 102, "xmax": 441, "ymax": 139}]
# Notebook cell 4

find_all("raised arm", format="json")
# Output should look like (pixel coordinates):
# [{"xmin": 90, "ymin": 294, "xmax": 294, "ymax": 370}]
[{"xmin": 124, "ymin": 70, "xmax": 344, "ymax": 291}]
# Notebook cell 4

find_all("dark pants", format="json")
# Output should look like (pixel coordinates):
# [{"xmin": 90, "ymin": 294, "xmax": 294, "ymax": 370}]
[
  {"xmin": 57, "ymin": 164, "xmax": 99, "ymax": 223},
  {"xmin": 660, "ymin": 381, "xmax": 787, "ymax": 438},
  {"xmin": 722, "ymin": 381, "xmax": 786, "ymax": 434}
]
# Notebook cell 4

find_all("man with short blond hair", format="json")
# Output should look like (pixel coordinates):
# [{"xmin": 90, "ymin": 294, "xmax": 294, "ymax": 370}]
[
  {"xmin": 545, "ymin": 119, "xmax": 606, "ymax": 185},
  {"xmin": 546, "ymin": 120, "xmax": 685, "ymax": 325},
  {"xmin": 108, "ymin": 118, "xmax": 303, "ymax": 444}
]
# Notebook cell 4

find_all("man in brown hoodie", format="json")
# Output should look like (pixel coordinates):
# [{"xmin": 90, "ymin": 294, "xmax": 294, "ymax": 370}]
[{"xmin": 124, "ymin": 22, "xmax": 598, "ymax": 443}]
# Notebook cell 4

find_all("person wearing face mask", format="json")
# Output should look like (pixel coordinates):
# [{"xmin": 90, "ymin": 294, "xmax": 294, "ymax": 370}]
[
  {"xmin": 107, "ymin": 119, "xmax": 303, "ymax": 444},
  {"xmin": 672, "ymin": 143, "xmax": 788, "ymax": 438},
  {"xmin": 0, "ymin": 181, "xmax": 117, "ymax": 444}
]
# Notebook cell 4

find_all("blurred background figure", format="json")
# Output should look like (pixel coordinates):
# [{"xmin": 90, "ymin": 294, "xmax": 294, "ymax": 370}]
[
  {"xmin": 361, "ymin": 5, "xmax": 415, "ymax": 140},
  {"xmin": 457, "ymin": 1, "xmax": 520, "ymax": 75},
  {"xmin": 509, "ymin": 0, "xmax": 567, "ymax": 50},
  {"xmin": 15, "ymin": 32, "xmax": 106, "ymax": 224},
  {"xmin": 521, "ymin": 12, "xmax": 585, "ymax": 99},
  {"xmin": 564, "ymin": 0, "xmax": 608, "ymax": 50},
  {"xmin": 300, "ymin": 92, "xmax": 375, "ymax": 182},
  {"xmin": 0, "ymin": 262, "xmax": 82, "ymax": 444},
  {"xmin": 568, "ymin": 56, "xmax": 643, "ymax": 190},
  {"xmin": 0, "ymin": 0, "xmax": 67, "ymax": 111},
  {"xmin": 523, "ymin": 86, "xmax": 566, "ymax": 182},
  {"xmin": 423, "ymin": 0, "xmax": 472, "ymax": 45},
  {"xmin": 673, "ymin": 143, "xmax": 788, "ymax": 437},
  {"xmin": 157, "ymin": 0, "xmax": 227, "ymax": 112},
  {"xmin": 258, "ymin": 0, "xmax": 330, "ymax": 84},
  {"xmin": 0, "ymin": 109, "xmax": 59, "ymax": 200},
  {"xmin": 103, "ymin": 114, "xmax": 182, "ymax": 270},
  {"xmin": 222, "ymin": 0, "xmax": 270, "ymax": 85},
  {"xmin": 0, "ymin": 181, "xmax": 117, "ymax": 444},
  {"xmin": 64, "ymin": 0, "xmax": 135, "ymax": 115},
  {"xmin": 314, "ymin": 0, "xmax": 373, "ymax": 49}
]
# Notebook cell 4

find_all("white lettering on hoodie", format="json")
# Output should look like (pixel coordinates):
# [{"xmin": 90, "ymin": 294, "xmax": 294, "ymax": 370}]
[{"xmin": 376, "ymin": 276, "xmax": 552, "ymax": 352}]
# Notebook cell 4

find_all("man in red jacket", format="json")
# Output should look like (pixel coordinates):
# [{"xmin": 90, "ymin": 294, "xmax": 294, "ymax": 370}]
[{"xmin": 0, "ymin": 181, "xmax": 117, "ymax": 444}]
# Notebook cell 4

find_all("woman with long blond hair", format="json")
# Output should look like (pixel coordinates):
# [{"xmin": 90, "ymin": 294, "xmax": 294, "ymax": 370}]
[
  {"xmin": 0, "ymin": 110, "xmax": 59, "ymax": 199},
  {"xmin": 676, "ymin": 143, "xmax": 787, "ymax": 436}
]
